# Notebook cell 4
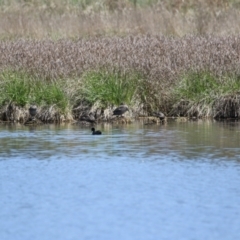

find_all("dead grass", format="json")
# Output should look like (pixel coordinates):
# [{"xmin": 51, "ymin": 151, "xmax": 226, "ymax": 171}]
[
  {"xmin": 0, "ymin": 34, "xmax": 240, "ymax": 120},
  {"xmin": 1, "ymin": 35, "xmax": 239, "ymax": 82},
  {"xmin": 1, "ymin": 1, "xmax": 240, "ymax": 121},
  {"xmin": 0, "ymin": 0, "xmax": 240, "ymax": 39}
]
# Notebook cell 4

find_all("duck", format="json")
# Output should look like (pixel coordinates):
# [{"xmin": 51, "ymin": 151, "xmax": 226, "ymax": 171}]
[
  {"xmin": 153, "ymin": 111, "xmax": 165, "ymax": 120},
  {"xmin": 29, "ymin": 105, "xmax": 37, "ymax": 120},
  {"xmin": 113, "ymin": 103, "xmax": 129, "ymax": 117},
  {"xmin": 91, "ymin": 128, "xmax": 102, "ymax": 135}
]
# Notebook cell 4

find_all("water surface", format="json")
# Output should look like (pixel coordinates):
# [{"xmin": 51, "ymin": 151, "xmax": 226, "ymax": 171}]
[{"xmin": 0, "ymin": 120, "xmax": 240, "ymax": 240}]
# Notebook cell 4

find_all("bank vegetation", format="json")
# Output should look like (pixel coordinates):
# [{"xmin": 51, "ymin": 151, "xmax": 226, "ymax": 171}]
[
  {"xmin": 0, "ymin": 1, "xmax": 240, "ymax": 122},
  {"xmin": 1, "ymin": 0, "xmax": 240, "ymax": 39}
]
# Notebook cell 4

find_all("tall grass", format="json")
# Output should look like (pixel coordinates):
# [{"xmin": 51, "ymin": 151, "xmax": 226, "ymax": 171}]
[
  {"xmin": 1, "ymin": 35, "xmax": 239, "ymax": 84},
  {"xmin": 0, "ymin": 70, "xmax": 31, "ymax": 106},
  {"xmin": 175, "ymin": 71, "xmax": 219, "ymax": 102},
  {"xmin": 172, "ymin": 71, "xmax": 240, "ymax": 117},
  {"xmin": 175, "ymin": 71, "xmax": 240, "ymax": 102},
  {"xmin": 0, "ymin": 0, "xmax": 240, "ymax": 39},
  {"xmin": 0, "ymin": 34, "xmax": 240, "ymax": 118},
  {"xmin": 1, "ymin": 1, "xmax": 240, "ymax": 120},
  {"xmin": 0, "ymin": 70, "xmax": 70, "ymax": 113},
  {"xmin": 81, "ymin": 69, "xmax": 142, "ymax": 107}
]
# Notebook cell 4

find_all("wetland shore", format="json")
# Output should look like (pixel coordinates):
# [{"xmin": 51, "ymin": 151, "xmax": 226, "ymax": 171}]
[{"xmin": 0, "ymin": 1, "xmax": 240, "ymax": 123}]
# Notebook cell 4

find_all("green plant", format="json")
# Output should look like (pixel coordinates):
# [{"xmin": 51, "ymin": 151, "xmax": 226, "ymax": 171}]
[
  {"xmin": 175, "ymin": 71, "xmax": 240, "ymax": 102},
  {"xmin": 0, "ymin": 70, "xmax": 32, "ymax": 106},
  {"xmin": 81, "ymin": 69, "xmax": 141, "ymax": 107},
  {"xmin": 220, "ymin": 74, "xmax": 240, "ymax": 93},
  {"xmin": 34, "ymin": 82, "xmax": 69, "ymax": 112},
  {"xmin": 174, "ymin": 71, "xmax": 219, "ymax": 102},
  {"xmin": 0, "ymin": 70, "xmax": 69, "ymax": 112},
  {"xmin": 171, "ymin": 71, "xmax": 240, "ymax": 117}
]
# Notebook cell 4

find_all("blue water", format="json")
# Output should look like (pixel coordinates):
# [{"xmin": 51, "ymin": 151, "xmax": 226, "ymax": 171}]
[{"xmin": 0, "ymin": 121, "xmax": 240, "ymax": 240}]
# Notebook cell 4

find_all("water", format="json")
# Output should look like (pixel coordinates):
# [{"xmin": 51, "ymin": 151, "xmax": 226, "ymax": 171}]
[{"xmin": 0, "ymin": 120, "xmax": 240, "ymax": 240}]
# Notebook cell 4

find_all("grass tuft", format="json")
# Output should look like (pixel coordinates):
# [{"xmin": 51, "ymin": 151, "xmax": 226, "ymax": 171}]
[
  {"xmin": 172, "ymin": 71, "xmax": 240, "ymax": 117},
  {"xmin": 174, "ymin": 71, "xmax": 219, "ymax": 102},
  {"xmin": 34, "ymin": 82, "xmax": 69, "ymax": 113},
  {"xmin": 0, "ymin": 70, "xmax": 31, "ymax": 107},
  {"xmin": 0, "ymin": 70, "xmax": 70, "ymax": 113},
  {"xmin": 81, "ymin": 69, "xmax": 142, "ymax": 107}
]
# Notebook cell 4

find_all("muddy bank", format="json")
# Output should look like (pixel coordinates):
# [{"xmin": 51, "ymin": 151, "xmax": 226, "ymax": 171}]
[
  {"xmin": 1, "ymin": 96, "xmax": 240, "ymax": 125},
  {"xmin": 0, "ymin": 102, "xmax": 167, "ymax": 125}
]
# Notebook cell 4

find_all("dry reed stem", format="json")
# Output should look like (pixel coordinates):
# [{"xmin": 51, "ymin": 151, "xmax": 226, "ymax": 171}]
[
  {"xmin": 0, "ymin": 35, "xmax": 239, "ymax": 82},
  {"xmin": 0, "ymin": 1, "xmax": 240, "ymax": 39},
  {"xmin": 0, "ymin": 34, "xmax": 240, "ymax": 120}
]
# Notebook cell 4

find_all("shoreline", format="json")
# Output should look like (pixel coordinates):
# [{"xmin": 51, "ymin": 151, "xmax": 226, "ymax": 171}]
[{"xmin": 1, "ymin": 35, "xmax": 240, "ymax": 122}]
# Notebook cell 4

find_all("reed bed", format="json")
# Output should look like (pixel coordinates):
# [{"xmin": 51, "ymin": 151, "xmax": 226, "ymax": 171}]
[
  {"xmin": 1, "ymin": 35, "xmax": 240, "ymax": 80},
  {"xmin": 0, "ymin": 0, "xmax": 240, "ymax": 39},
  {"xmin": 1, "ymin": 34, "xmax": 240, "ymax": 121},
  {"xmin": 1, "ymin": 1, "xmax": 240, "ymax": 122}
]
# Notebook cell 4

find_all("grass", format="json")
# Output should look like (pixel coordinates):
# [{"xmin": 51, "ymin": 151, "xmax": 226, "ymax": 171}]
[
  {"xmin": 1, "ymin": 34, "xmax": 240, "ymax": 120},
  {"xmin": 175, "ymin": 71, "xmax": 240, "ymax": 101},
  {"xmin": 174, "ymin": 71, "xmax": 219, "ymax": 102},
  {"xmin": 1, "ymin": 1, "xmax": 240, "ymax": 121},
  {"xmin": 0, "ymin": 0, "xmax": 240, "ymax": 39},
  {"xmin": 0, "ymin": 70, "xmax": 70, "ymax": 113},
  {"xmin": 81, "ymin": 69, "xmax": 142, "ymax": 107},
  {"xmin": 0, "ymin": 70, "xmax": 31, "ymax": 107},
  {"xmin": 172, "ymin": 71, "xmax": 240, "ymax": 117}
]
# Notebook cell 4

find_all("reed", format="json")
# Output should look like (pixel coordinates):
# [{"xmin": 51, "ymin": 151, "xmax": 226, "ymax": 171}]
[
  {"xmin": 0, "ymin": 0, "xmax": 240, "ymax": 39},
  {"xmin": 0, "ymin": 34, "xmax": 240, "ymax": 120}
]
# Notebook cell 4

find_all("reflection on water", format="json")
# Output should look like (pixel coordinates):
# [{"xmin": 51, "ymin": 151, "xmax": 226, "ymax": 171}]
[
  {"xmin": 0, "ymin": 120, "xmax": 240, "ymax": 240},
  {"xmin": 1, "ymin": 120, "xmax": 240, "ymax": 160}
]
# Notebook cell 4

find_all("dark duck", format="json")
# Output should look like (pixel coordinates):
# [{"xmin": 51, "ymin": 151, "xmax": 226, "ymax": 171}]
[
  {"xmin": 91, "ymin": 128, "xmax": 102, "ymax": 135},
  {"xmin": 113, "ymin": 103, "xmax": 129, "ymax": 117}
]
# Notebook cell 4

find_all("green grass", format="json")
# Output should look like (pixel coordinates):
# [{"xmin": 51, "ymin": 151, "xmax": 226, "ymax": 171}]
[
  {"xmin": 0, "ymin": 68, "xmax": 146, "ymax": 115},
  {"xmin": 0, "ymin": 70, "xmax": 31, "ymax": 107},
  {"xmin": 174, "ymin": 71, "xmax": 219, "ymax": 103},
  {"xmin": 0, "ymin": 70, "xmax": 70, "ymax": 112},
  {"xmin": 175, "ymin": 71, "xmax": 240, "ymax": 102},
  {"xmin": 81, "ymin": 69, "xmax": 143, "ymax": 107},
  {"xmin": 2, "ymin": 68, "xmax": 240, "ymax": 120},
  {"xmin": 171, "ymin": 70, "xmax": 240, "ymax": 117},
  {"xmin": 33, "ymin": 81, "xmax": 69, "ymax": 112},
  {"xmin": 220, "ymin": 74, "xmax": 240, "ymax": 93}
]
